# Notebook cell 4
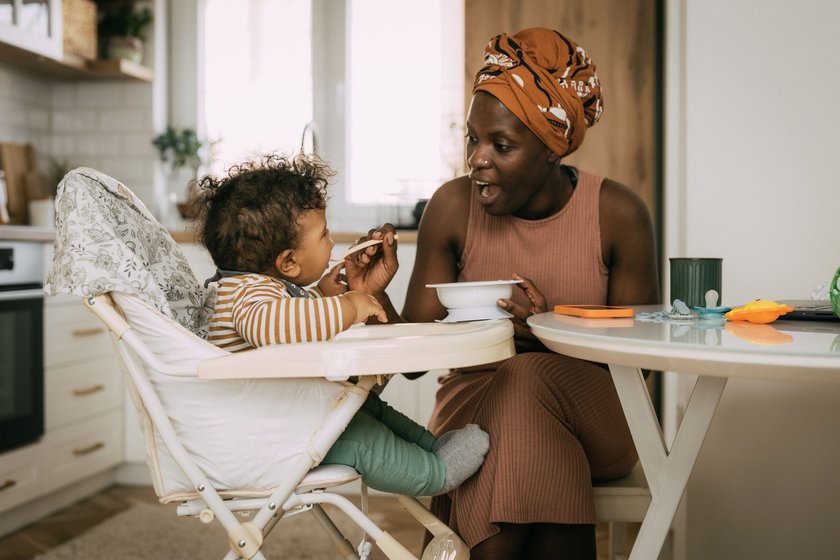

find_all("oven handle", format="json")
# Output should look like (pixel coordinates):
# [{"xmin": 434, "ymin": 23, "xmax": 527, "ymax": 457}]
[{"xmin": 0, "ymin": 288, "xmax": 45, "ymax": 301}]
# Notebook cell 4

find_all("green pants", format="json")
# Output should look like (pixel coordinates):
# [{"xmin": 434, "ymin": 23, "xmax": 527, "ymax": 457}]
[{"xmin": 322, "ymin": 392, "xmax": 445, "ymax": 496}]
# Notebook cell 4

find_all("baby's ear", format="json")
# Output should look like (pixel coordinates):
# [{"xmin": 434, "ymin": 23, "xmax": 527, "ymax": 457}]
[
  {"xmin": 275, "ymin": 249, "xmax": 301, "ymax": 279},
  {"xmin": 546, "ymin": 149, "xmax": 560, "ymax": 164}
]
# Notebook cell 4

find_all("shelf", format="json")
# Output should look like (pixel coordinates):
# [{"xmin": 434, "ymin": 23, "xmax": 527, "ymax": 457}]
[{"xmin": 0, "ymin": 41, "xmax": 153, "ymax": 82}]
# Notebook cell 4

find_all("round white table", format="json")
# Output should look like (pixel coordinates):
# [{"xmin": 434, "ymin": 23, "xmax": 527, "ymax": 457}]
[{"xmin": 528, "ymin": 307, "xmax": 840, "ymax": 560}]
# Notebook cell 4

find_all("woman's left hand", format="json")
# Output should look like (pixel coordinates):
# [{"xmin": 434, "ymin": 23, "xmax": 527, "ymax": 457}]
[
  {"xmin": 497, "ymin": 273, "xmax": 549, "ymax": 352},
  {"xmin": 344, "ymin": 223, "xmax": 399, "ymax": 296}
]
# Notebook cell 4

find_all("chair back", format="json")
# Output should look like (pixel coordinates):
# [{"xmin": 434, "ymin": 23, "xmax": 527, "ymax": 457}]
[{"xmin": 44, "ymin": 167, "xmax": 214, "ymax": 337}]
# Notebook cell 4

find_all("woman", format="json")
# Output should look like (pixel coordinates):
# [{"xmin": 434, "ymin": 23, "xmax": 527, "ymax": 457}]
[{"xmin": 349, "ymin": 28, "xmax": 659, "ymax": 559}]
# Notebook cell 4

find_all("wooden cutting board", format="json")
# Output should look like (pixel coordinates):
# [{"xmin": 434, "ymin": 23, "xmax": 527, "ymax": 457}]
[{"xmin": 0, "ymin": 143, "xmax": 35, "ymax": 225}]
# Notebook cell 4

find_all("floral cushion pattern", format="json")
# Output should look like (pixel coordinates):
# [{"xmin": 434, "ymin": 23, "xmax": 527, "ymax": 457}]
[{"xmin": 44, "ymin": 167, "xmax": 215, "ymax": 338}]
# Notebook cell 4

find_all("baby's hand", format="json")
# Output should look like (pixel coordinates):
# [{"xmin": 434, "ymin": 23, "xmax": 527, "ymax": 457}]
[
  {"xmin": 317, "ymin": 262, "xmax": 348, "ymax": 297},
  {"xmin": 344, "ymin": 291, "xmax": 388, "ymax": 324}
]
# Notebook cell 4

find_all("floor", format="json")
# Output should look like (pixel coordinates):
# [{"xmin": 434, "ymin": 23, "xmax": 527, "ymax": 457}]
[{"xmin": 0, "ymin": 485, "xmax": 638, "ymax": 559}]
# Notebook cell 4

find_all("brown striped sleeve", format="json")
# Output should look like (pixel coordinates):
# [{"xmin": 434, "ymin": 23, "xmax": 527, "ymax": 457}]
[{"xmin": 228, "ymin": 275, "xmax": 345, "ymax": 347}]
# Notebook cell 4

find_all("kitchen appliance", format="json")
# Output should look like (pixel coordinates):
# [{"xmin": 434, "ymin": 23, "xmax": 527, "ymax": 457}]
[{"xmin": 0, "ymin": 241, "xmax": 44, "ymax": 453}]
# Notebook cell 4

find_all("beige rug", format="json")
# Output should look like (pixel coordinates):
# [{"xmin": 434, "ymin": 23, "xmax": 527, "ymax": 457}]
[{"xmin": 33, "ymin": 503, "xmax": 371, "ymax": 560}]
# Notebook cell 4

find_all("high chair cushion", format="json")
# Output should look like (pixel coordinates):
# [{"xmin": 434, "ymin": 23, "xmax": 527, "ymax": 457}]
[{"xmin": 115, "ymin": 292, "xmax": 346, "ymax": 499}]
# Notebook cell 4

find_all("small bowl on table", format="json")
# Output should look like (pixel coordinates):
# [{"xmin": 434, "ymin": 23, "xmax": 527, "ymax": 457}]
[{"xmin": 426, "ymin": 280, "xmax": 523, "ymax": 322}]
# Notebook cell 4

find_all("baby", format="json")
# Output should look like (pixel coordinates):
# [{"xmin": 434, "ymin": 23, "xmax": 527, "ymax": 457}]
[{"xmin": 192, "ymin": 153, "xmax": 489, "ymax": 496}]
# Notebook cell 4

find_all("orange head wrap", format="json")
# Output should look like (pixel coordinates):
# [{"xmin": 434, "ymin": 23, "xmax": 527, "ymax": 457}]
[{"xmin": 473, "ymin": 28, "xmax": 602, "ymax": 158}]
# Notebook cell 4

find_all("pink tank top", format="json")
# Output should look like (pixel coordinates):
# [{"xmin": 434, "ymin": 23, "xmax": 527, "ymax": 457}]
[{"xmin": 459, "ymin": 169, "xmax": 609, "ymax": 309}]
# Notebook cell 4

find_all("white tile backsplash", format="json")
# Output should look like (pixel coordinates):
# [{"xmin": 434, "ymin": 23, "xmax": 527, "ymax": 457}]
[
  {"xmin": 122, "ymin": 133, "xmax": 156, "ymax": 156},
  {"xmin": 75, "ymin": 83, "xmax": 126, "ymax": 108},
  {"xmin": 98, "ymin": 157, "xmax": 154, "ymax": 184},
  {"xmin": 0, "ymin": 64, "xmax": 157, "ymax": 211},
  {"xmin": 50, "ymin": 134, "xmax": 78, "ymax": 158},
  {"xmin": 98, "ymin": 108, "xmax": 153, "ymax": 132},
  {"xmin": 26, "ymin": 109, "xmax": 50, "ymax": 131},
  {"xmin": 75, "ymin": 134, "xmax": 123, "ymax": 156},
  {"xmin": 50, "ymin": 82, "xmax": 76, "ymax": 109},
  {"xmin": 52, "ymin": 109, "xmax": 98, "ymax": 132},
  {"xmin": 0, "ymin": 69, "xmax": 50, "ymax": 144},
  {"xmin": 0, "ymin": 98, "xmax": 30, "ymax": 128}
]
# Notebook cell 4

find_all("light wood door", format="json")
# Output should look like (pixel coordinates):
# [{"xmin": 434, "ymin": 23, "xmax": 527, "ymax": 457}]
[{"xmin": 465, "ymin": 0, "xmax": 660, "ymax": 223}]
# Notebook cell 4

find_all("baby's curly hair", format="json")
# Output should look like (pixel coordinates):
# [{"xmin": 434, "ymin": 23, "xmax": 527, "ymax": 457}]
[{"xmin": 192, "ymin": 153, "xmax": 333, "ymax": 273}]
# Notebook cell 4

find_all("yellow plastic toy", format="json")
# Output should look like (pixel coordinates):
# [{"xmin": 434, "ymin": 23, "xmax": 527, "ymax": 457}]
[{"xmin": 724, "ymin": 299, "xmax": 794, "ymax": 324}]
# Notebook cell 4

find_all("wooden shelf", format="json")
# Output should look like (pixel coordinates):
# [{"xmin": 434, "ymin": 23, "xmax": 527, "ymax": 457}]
[{"xmin": 0, "ymin": 41, "xmax": 153, "ymax": 82}]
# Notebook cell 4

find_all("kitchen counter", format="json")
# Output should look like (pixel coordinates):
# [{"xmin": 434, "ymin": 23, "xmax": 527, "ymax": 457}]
[{"xmin": 0, "ymin": 226, "xmax": 56, "ymax": 242}]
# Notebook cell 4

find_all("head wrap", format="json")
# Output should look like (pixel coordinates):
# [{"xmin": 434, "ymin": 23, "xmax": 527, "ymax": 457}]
[{"xmin": 473, "ymin": 28, "xmax": 602, "ymax": 158}]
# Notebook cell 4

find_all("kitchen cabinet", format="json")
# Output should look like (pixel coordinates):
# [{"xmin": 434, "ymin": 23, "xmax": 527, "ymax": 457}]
[
  {"xmin": 0, "ymin": 293, "xmax": 122, "ymax": 523},
  {"xmin": 42, "ymin": 294, "xmax": 122, "ymax": 489},
  {"xmin": 0, "ymin": 0, "xmax": 154, "ymax": 82},
  {"xmin": 0, "ymin": 0, "xmax": 62, "ymax": 60},
  {"xmin": 0, "ymin": 443, "xmax": 44, "ymax": 516}
]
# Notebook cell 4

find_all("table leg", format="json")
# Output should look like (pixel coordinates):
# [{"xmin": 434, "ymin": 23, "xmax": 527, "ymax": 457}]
[{"xmin": 609, "ymin": 365, "xmax": 727, "ymax": 560}]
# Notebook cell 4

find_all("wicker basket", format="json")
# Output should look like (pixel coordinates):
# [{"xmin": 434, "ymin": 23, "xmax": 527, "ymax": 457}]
[{"xmin": 63, "ymin": 0, "xmax": 98, "ymax": 60}]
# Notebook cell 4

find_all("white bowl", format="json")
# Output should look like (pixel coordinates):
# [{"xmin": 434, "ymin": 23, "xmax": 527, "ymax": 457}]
[{"xmin": 426, "ymin": 280, "xmax": 523, "ymax": 310}]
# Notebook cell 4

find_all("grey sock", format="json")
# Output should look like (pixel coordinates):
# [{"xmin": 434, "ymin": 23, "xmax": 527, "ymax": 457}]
[{"xmin": 432, "ymin": 424, "xmax": 490, "ymax": 494}]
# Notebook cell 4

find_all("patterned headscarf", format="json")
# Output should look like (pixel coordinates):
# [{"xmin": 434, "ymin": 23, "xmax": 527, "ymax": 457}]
[{"xmin": 473, "ymin": 28, "xmax": 602, "ymax": 158}]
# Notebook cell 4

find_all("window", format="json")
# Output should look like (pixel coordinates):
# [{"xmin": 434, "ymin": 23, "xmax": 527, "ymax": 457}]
[
  {"xmin": 202, "ymin": 0, "xmax": 313, "ymax": 176},
  {"xmin": 345, "ymin": 0, "xmax": 464, "ymax": 206},
  {"xmin": 200, "ymin": 0, "xmax": 464, "ymax": 230}
]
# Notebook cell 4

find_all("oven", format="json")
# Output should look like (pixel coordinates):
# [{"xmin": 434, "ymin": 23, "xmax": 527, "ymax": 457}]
[{"xmin": 0, "ymin": 241, "xmax": 45, "ymax": 453}]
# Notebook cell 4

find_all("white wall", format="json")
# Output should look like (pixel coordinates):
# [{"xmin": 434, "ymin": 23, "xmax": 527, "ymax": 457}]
[{"xmin": 666, "ymin": 1, "xmax": 840, "ymax": 558}]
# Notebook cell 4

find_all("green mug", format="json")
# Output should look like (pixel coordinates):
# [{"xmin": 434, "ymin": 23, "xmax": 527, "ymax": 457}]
[{"xmin": 670, "ymin": 258, "xmax": 723, "ymax": 308}]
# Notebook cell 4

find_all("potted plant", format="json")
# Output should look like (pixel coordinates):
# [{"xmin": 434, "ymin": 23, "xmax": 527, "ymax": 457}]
[
  {"xmin": 96, "ymin": 1, "xmax": 153, "ymax": 64},
  {"xmin": 153, "ymin": 126, "xmax": 205, "ymax": 220},
  {"xmin": 152, "ymin": 126, "xmax": 203, "ymax": 180}
]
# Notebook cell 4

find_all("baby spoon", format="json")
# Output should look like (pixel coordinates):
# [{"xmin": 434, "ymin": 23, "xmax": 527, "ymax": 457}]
[{"xmin": 340, "ymin": 234, "xmax": 399, "ymax": 259}]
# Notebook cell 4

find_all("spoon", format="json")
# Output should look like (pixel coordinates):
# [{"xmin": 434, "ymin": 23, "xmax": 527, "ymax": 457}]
[{"xmin": 335, "ymin": 234, "xmax": 400, "ymax": 260}]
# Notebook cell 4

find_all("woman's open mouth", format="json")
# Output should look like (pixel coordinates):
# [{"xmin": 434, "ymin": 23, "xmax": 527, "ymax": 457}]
[{"xmin": 475, "ymin": 180, "xmax": 502, "ymax": 203}]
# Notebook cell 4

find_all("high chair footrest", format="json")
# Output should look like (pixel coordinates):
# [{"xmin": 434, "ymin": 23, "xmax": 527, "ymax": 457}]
[{"xmin": 296, "ymin": 464, "xmax": 361, "ymax": 493}]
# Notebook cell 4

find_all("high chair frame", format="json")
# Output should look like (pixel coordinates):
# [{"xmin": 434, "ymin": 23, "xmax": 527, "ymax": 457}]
[{"xmin": 85, "ymin": 292, "xmax": 515, "ymax": 560}]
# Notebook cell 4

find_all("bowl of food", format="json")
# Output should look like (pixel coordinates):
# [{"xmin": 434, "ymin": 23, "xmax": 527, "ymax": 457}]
[{"xmin": 426, "ymin": 279, "xmax": 523, "ymax": 322}]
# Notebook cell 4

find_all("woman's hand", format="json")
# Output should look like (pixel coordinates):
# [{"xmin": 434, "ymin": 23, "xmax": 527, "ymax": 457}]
[
  {"xmin": 344, "ymin": 223, "xmax": 399, "ymax": 296},
  {"xmin": 316, "ymin": 262, "xmax": 348, "ymax": 297},
  {"xmin": 497, "ymin": 273, "xmax": 549, "ymax": 353}
]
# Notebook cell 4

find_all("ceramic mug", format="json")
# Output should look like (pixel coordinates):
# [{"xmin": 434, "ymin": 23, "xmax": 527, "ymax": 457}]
[
  {"xmin": 28, "ymin": 197, "xmax": 55, "ymax": 227},
  {"xmin": 670, "ymin": 258, "xmax": 723, "ymax": 308}
]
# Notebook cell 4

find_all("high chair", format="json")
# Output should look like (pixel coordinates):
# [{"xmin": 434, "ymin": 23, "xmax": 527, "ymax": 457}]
[{"xmin": 45, "ymin": 168, "xmax": 515, "ymax": 560}]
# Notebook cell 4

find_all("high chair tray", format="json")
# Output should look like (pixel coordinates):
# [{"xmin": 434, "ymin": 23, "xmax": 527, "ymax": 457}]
[{"xmin": 198, "ymin": 319, "xmax": 515, "ymax": 381}]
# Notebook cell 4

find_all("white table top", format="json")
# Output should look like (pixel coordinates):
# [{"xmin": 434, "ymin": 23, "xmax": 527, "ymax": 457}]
[{"xmin": 528, "ymin": 306, "xmax": 840, "ymax": 384}]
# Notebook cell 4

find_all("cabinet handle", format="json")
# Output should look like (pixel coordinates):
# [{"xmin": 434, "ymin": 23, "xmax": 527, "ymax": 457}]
[
  {"xmin": 73, "ymin": 442, "xmax": 105, "ymax": 456},
  {"xmin": 73, "ymin": 384, "xmax": 105, "ymax": 397},
  {"xmin": 0, "ymin": 479, "xmax": 17, "ymax": 492},
  {"xmin": 71, "ymin": 327, "xmax": 105, "ymax": 337}
]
